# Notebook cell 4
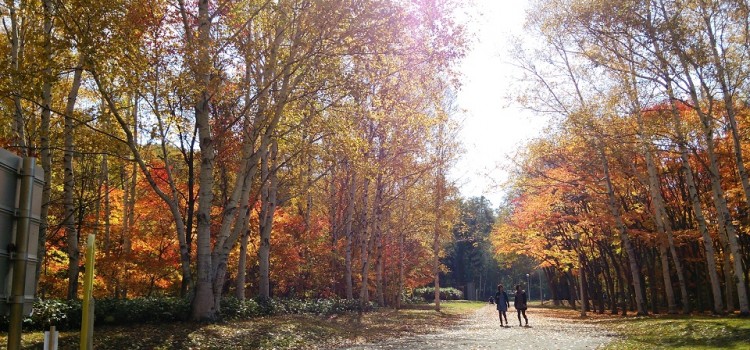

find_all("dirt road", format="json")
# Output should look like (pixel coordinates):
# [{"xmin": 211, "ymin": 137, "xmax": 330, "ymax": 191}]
[{"xmin": 341, "ymin": 305, "xmax": 615, "ymax": 349}]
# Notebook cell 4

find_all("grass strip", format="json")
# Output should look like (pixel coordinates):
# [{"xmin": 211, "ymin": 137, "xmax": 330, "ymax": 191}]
[{"xmin": 532, "ymin": 303, "xmax": 750, "ymax": 350}]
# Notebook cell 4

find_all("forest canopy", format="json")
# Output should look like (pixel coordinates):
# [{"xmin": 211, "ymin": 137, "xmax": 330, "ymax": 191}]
[
  {"xmin": 492, "ymin": 0, "xmax": 750, "ymax": 316},
  {"xmin": 1, "ymin": 0, "xmax": 467, "ymax": 321}
]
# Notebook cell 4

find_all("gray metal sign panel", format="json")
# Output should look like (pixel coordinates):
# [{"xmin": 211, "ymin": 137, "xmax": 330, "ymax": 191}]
[{"xmin": 0, "ymin": 148, "xmax": 44, "ymax": 315}]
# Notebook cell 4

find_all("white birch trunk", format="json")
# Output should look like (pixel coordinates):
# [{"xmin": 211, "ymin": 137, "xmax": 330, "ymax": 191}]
[
  {"xmin": 600, "ymin": 147, "xmax": 647, "ymax": 315},
  {"xmin": 8, "ymin": 0, "xmax": 26, "ymax": 153},
  {"xmin": 674, "ymin": 49, "xmax": 750, "ymax": 315},
  {"xmin": 191, "ymin": 0, "xmax": 217, "ymax": 320},
  {"xmin": 37, "ymin": 0, "xmax": 54, "ymax": 287},
  {"xmin": 642, "ymin": 3, "xmax": 724, "ymax": 312}
]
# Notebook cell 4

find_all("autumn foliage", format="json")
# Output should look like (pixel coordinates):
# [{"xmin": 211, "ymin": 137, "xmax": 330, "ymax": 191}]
[
  {"xmin": 496, "ymin": 0, "xmax": 750, "ymax": 316},
  {"xmin": 1, "ymin": 0, "xmax": 467, "ymax": 321}
]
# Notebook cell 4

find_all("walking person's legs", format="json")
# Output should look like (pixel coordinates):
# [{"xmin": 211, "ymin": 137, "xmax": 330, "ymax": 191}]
[
  {"xmin": 502, "ymin": 311, "xmax": 508, "ymax": 325},
  {"xmin": 522, "ymin": 310, "xmax": 528, "ymax": 326},
  {"xmin": 517, "ymin": 309, "xmax": 522, "ymax": 326},
  {"xmin": 498, "ymin": 311, "xmax": 504, "ymax": 326}
]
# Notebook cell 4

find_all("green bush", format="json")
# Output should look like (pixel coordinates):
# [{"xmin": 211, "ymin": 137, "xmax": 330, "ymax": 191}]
[
  {"xmin": 0, "ymin": 298, "xmax": 190, "ymax": 331},
  {"xmin": 95, "ymin": 297, "xmax": 190, "ymax": 325},
  {"xmin": 220, "ymin": 297, "xmax": 368, "ymax": 319},
  {"xmin": 1, "ymin": 296, "xmax": 372, "ymax": 330},
  {"xmin": 413, "ymin": 287, "xmax": 464, "ymax": 301},
  {"xmin": 400, "ymin": 291, "xmax": 427, "ymax": 305},
  {"xmin": 219, "ymin": 297, "xmax": 263, "ymax": 319},
  {"xmin": 25, "ymin": 299, "xmax": 81, "ymax": 330}
]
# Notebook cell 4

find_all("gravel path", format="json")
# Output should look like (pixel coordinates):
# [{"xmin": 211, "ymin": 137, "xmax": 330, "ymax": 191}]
[{"xmin": 341, "ymin": 305, "xmax": 615, "ymax": 349}]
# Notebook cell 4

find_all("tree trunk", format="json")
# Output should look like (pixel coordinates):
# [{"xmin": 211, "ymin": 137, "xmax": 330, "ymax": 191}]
[
  {"xmin": 258, "ymin": 141, "xmax": 279, "ymax": 301},
  {"xmin": 578, "ymin": 256, "xmax": 587, "ymax": 317},
  {"xmin": 191, "ymin": 0, "xmax": 217, "ymax": 321},
  {"xmin": 625, "ymin": 60, "xmax": 687, "ymax": 314},
  {"xmin": 376, "ymin": 234, "xmax": 385, "ymax": 306},
  {"xmin": 699, "ymin": 3, "xmax": 750, "ymax": 227},
  {"xmin": 9, "ymin": 0, "xmax": 26, "ymax": 153},
  {"xmin": 674, "ymin": 47, "xmax": 750, "ymax": 315},
  {"xmin": 236, "ymin": 228, "xmax": 249, "ymax": 300},
  {"xmin": 102, "ymin": 155, "xmax": 111, "ymax": 253},
  {"xmin": 121, "ymin": 100, "xmax": 139, "ymax": 300},
  {"xmin": 37, "ymin": 0, "xmax": 54, "ymax": 290},
  {"xmin": 600, "ymin": 147, "xmax": 647, "ymax": 315},
  {"xmin": 647, "ymin": 248, "xmax": 659, "ymax": 314},
  {"xmin": 358, "ymin": 175, "xmax": 371, "ymax": 308},
  {"xmin": 344, "ymin": 168, "xmax": 356, "ymax": 300},
  {"xmin": 600, "ymin": 243, "xmax": 616, "ymax": 314},
  {"xmin": 328, "ymin": 165, "xmax": 340, "ymax": 295},
  {"xmin": 396, "ymin": 230, "xmax": 405, "ymax": 309},
  {"xmin": 433, "ymin": 172, "xmax": 444, "ymax": 312},
  {"xmin": 373, "ymin": 172, "xmax": 385, "ymax": 306},
  {"xmin": 64, "ymin": 61, "xmax": 84, "ymax": 300},
  {"xmin": 182, "ymin": 136, "xmax": 196, "ymax": 298},
  {"xmin": 644, "ymin": 0, "xmax": 724, "ymax": 313}
]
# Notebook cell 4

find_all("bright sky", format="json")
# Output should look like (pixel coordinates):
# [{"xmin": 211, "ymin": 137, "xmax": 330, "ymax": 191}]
[{"xmin": 453, "ymin": 0, "xmax": 547, "ymax": 207}]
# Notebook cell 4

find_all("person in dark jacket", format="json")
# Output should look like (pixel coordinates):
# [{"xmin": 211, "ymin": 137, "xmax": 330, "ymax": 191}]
[
  {"xmin": 494, "ymin": 284, "xmax": 510, "ymax": 327},
  {"xmin": 514, "ymin": 284, "xmax": 528, "ymax": 326}
]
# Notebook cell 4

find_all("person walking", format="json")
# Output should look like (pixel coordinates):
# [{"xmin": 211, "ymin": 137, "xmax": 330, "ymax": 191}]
[
  {"xmin": 495, "ymin": 284, "xmax": 510, "ymax": 327},
  {"xmin": 514, "ymin": 284, "xmax": 528, "ymax": 327}
]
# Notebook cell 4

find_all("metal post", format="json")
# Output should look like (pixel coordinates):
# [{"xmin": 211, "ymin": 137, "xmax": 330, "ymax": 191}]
[
  {"xmin": 8, "ymin": 157, "xmax": 35, "ymax": 350},
  {"xmin": 526, "ymin": 273, "xmax": 530, "ymax": 303},
  {"xmin": 80, "ymin": 234, "xmax": 96, "ymax": 350}
]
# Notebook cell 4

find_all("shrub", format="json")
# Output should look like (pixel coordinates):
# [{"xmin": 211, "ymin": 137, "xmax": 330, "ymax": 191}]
[
  {"xmin": 0, "ymin": 298, "xmax": 190, "ymax": 331},
  {"xmin": 94, "ymin": 297, "xmax": 190, "ymax": 325},
  {"xmin": 400, "ymin": 291, "xmax": 427, "ymax": 305},
  {"xmin": 1, "ymin": 296, "xmax": 372, "ymax": 330},
  {"xmin": 412, "ymin": 287, "xmax": 464, "ymax": 301},
  {"xmin": 24, "ymin": 299, "xmax": 81, "ymax": 330},
  {"xmin": 219, "ymin": 297, "xmax": 262, "ymax": 319},
  {"xmin": 243, "ymin": 297, "xmax": 368, "ymax": 316}
]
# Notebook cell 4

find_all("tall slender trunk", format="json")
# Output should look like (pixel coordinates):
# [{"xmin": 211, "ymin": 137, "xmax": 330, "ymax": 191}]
[
  {"xmin": 716, "ymin": 219, "xmax": 736, "ymax": 311},
  {"xmin": 600, "ymin": 243, "xmax": 617, "ymax": 314},
  {"xmin": 37, "ymin": 0, "xmax": 55, "ymax": 290},
  {"xmin": 375, "ymin": 233, "xmax": 385, "ymax": 306},
  {"xmin": 636, "ymin": 104, "xmax": 678, "ymax": 314},
  {"xmin": 64, "ymin": 61, "xmax": 84, "ymax": 300},
  {"xmin": 578, "ymin": 253, "xmax": 587, "ymax": 317},
  {"xmin": 182, "ymin": 133, "xmax": 196, "ymax": 298},
  {"xmin": 121, "ymin": 101, "xmax": 138, "ymax": 300},
  {"xmin": 8, "ymin": 0, "xmax": 26, "ymax": 153},
  {"xmin": 191, "ymin": 0, "xmax": 217, "ymax": 321},
  {"xmin": 258, "ymin": 141, "xmax": 279, "ymax": 300},
  {"xmin": 433, "ymin": 171, "xmax": 445, "ymax": 312},
  {"xmin": 699, "ymin": 3, "xmax": 750, "ymax": 219},
  {"xmin": 344, "ymin": 168, "xmax": 356, "ymax": 300},
  {"xmin": 100, "ymin": 156, "xmax": 110, "ymax": 253},
  {"xmin": 673, "ymin": 46, "xmax": 750, "ymax": 315},
  {"xmin": 372, "ymin": 172, "xmax": 385, "ymax": 306},
  {"xmin": 328, "ymin": 165, "xmax": 340, "ymax": 295},
  {"xmin": 396, "ymin": 229, "xmax": 405, "ymax": 309},
  {"xmin": 600, "ymin": 147, "xmax": 647, "ymax": 315},
  {"xmin": 235, "ymin": 227, "xmax": 249, "ymax": 300},
  {"xmin": 669, "ymin": 97, "xmax": 724, "ymax": 313},
  {"xmin": 358, "ymin": 176, "xmax": 371, "ymax": 307},
  {"xmin": 644, "ymin": 0, "xmax": 724, "ymax": 313},
  {"xmin": 213, "ymin": 158, "xmax": 255, "ymax": 308}
]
